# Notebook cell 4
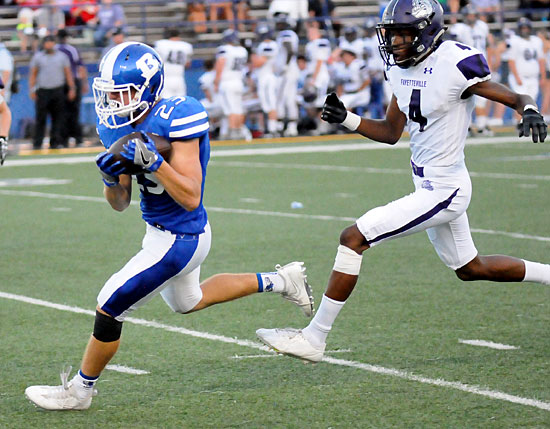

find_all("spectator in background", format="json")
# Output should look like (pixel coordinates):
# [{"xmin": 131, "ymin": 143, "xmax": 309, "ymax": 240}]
[
  {"xmin": 154, "ymin": 28, "xmax": 193, "ymax": 98},
  {"xmin": 234, "ymin": 0, "xmax": 251, "ymax": 32},
  {"xmin": 68, "ymin": 0, "xmax": 98, "ymax": 29},
  {"xmin": 0, "ymin": 78, "xmax": 12, "ymax": 166},
  {"xmin": 187, "ymin": 0, "xmax": 208, "ymax": 33},
  {"xmin": 92, "ymin": 0, "xmax": 126, "ymax": 47},
  {"xmin": 307, "ymin": 0, "xmax": 335, "ymax": 29},
  {"xmin": 35, "ymin": 0, "xmax": 66, "ymax": 39},
  {"xmin": 28, "ymin": 35, "xmax": 76, "ymax": 149},
  {"xmin": 0, "ymin": 42, "xmax": 14, "ymax": 103},
  {"xmin": 16, "ymin": 2, "xmax": 38, "ymax": 52},
  {"xmin": 101, "ymin": 26, "xmax": 125, "ymax": 56},
  {"xmin": 268, "ymin": 0, "xmax": 308, "ymax": 25},
  {"xmin": 57, "ymin": 29, "xmax": 88, "ymax": 146},
  {"xmin": 208, "ymin": 0, "xmax": 234, "ymax": 33}
]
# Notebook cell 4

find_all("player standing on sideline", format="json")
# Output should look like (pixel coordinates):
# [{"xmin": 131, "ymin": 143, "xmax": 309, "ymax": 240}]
[
  {"xmin": 274, "ymin": 12, "xmax": 300, "ymax": 137},
  {"xmin": 334, "ymin": 45, "xmax": 371, "ymax": 116},
  {"xmin": 251, "ymin": 24, "xmax": 279, "ymax": 137},
  {"xmin": 0, "ymin": 78, "xmax": 11, "ymax": 165},
  {"xmin": 154, "ymin": 28, "xmax": 193, "ymax": 98},
  {"xmin": 214, "ymin": 29, "xmax": 251, "ymax": 140},
  {"xmin": 508, "ymin": 18, "xmax": 546, "ymax": 118},
  {"xmin": 257, "ymin": 0, "xmax": 549, "ymax": 362},
  {"xmin": 24, "ymin": 42, "xmax": 314, "ymax": 410},
  {"xmin": 304, "ymin": 26, "xmax": 332, "ymax": 134},
  {"xmin": 449, "ymin": 5, "xmax": 494, "ymax": 136}
]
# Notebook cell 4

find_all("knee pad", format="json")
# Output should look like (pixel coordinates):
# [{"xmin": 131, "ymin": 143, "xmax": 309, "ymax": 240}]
[
  {"xmin": 93, "ymin": 310, "xmax": 123, "ymax": 342},
  {"xmin": 333, "ymin": 245, "xmax": 363, "ymax": 275}
]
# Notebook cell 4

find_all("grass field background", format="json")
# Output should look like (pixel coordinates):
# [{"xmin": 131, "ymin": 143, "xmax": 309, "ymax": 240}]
[{"xmin": 1, "ymin": 135, "xmax": 549, "ymax": 428}]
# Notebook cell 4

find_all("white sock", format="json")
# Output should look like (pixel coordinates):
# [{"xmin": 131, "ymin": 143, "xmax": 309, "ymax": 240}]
[
  {"xmin": 268, "ymin": 119, "xmax": 278, "ymax": 134},
  {"xmin": 302, "ymin": 294, "xmax": 346, "ymax": 347},
  {"xmin": 257, "ymin": 272, "xmax": 285, "ymax": 293},
  {"xmin": 476, "ymin": 115, "xmax": 488, "ymax": 129},
  {"xmin": 522, "ymin": 260, "xmax": 550, "ymax": 285},
  {"xmin": 72, "ymin": 370, "xmax": 98, "ymax": 394}
]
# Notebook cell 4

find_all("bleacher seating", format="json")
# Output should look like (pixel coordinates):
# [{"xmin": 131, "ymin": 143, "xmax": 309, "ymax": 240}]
[{"xmin": 0, "ymin": 0, "xmax": 545, "ymax": 68}]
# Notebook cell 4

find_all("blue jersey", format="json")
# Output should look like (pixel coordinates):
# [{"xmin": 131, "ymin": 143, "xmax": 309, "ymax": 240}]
[{"xmin": 97, "ymin": 96, "xmax": 210, "ymax": 234}]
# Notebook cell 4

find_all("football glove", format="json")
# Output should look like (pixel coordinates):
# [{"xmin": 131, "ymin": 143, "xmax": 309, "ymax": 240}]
[
  {"xmin": 120, "ymin": 132, "xmax": 164, "ymax": 172},
  {"xmin": 95, "ymin": 151, "xmax": 126, "ymax": 187},
  {"xmin": 0, "ymin": 136, "xmax": 7, "ymax": 166},
  {"xmin": 321, "ymin": 93, "xmax": 347, "ymax": 124},
  {"xmin": 518, "ymin": 106, "xmax": 547, "ymax": 143}
]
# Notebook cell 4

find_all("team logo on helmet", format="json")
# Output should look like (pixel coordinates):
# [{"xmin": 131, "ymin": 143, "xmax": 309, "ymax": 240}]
[{"xmin": 411, "ymin": 0, "xmax": 433, "ymax": 19}]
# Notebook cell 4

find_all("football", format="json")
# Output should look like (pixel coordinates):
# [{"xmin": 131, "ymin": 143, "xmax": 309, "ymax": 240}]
[{"xmin": 108, "ymin": 132, "xmax": 172, "ymax": 175}]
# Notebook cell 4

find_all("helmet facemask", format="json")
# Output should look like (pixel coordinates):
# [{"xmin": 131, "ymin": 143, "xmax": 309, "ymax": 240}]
[{"xmin": 93, "ymin": 79, "xmax": 153, "ymax": 129}]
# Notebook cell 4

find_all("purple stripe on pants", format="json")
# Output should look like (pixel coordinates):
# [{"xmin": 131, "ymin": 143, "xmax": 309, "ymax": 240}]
[{"xmin": 367, "ymin": 188, "xmax": 460, "ymax": 245}]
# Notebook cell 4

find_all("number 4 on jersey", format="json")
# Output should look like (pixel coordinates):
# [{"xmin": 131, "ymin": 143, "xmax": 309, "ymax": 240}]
[{"xmin": 408, "ymin": 89, "xmax": 427, "ymax": 132}]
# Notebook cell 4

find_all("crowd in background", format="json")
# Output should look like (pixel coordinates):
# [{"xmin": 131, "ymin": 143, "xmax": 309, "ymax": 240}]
[{"xmin": 0, "ymin": 0, "xmax": 550, "ymax": 147}]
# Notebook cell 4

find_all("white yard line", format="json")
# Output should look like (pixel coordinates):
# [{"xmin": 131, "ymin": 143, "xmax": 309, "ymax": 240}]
[
  {"xmin": 210, "ymin": 160, "xmax": 550, "ymax": 182},
  {"xmin": 1, "ymin": 290, "xmax": 548, "ymax": 412},
  {"xmin": 0, "ymin": 136, "xmax": 527, "ymax": 168},
  {"xmin": 105, "ymin": 364, "xmax": 150, "ymax": 375},
  {"xmin": 459, "ymin": 339, "xmax": 519, "ymax": 350},
  {"xmin": 1, "ymin": 189, "xmax": 549, "ymax": 243}
]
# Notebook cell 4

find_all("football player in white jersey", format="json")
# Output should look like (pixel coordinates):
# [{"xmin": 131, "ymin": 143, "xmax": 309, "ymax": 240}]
[
  {"xmin": 251, "ymin": 24, "xmax": 279, "ymax": 137},
  {"xmin": 154, "ymin": 28, "xmax": 193, "ymax": 98},
  {"xmin": 256, "ymin": 0, "xmax": 549, "ymax": 363},
  {"xmin": 508, "ymin": 18, "xmax": 546, "ymax": 112},
  {"xmin": 24, "ymin": 42, "xmax": 314, "ymax": 410},
  {"xmin": 214, "ymin": 29, "xmax": 251, "ymax": 140},
  {"xmin": 274, "ymin": 12, "xmax": 300, "ymax": 137},
  {"xmin": 304, "ymin": 26, "xmax": 332, "ymax": 133},
  {"xmin": 335, "ymin": 44, "xmax": 371, "ymax": 111},
  {"xmin": 450, "ymin": 5, "xmax": 494, "ymax": 135}
]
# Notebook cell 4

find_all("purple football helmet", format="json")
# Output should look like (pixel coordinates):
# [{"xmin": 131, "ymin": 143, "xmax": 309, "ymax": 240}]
[{"xmin": 376, "ymin": 0, "xmax": 447, "ymax": 69}]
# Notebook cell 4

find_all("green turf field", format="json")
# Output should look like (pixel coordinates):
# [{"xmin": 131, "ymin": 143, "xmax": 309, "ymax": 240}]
[{"xmin": 1, "ymin": 136, "xmax": 549, "ymax": 428}]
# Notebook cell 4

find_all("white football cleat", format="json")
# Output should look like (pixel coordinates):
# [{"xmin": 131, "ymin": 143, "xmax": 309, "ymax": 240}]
[
  {"xmin": 25, "ymin": 366, "xmax": 96, "ymax": 411},
  {"xmin": 276, "ymin": 262, "xmax": 314, "ymax": 317},
  {"xmin": 256, "ymin": 328, "xmax": 325, "ymax": 363}
]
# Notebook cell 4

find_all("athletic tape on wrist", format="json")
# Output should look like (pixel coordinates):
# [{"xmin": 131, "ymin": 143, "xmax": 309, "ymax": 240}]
[
  {"xmin": 342, "ymin": 111, "xmax": 361, "ymax": 131},
  {"xmin": 333, "ymin": 245, "xmax": 363, "ymax": 275},
  {"xmin": 524, "ymin": 104, "xmax": 539, "ymax": 113}
]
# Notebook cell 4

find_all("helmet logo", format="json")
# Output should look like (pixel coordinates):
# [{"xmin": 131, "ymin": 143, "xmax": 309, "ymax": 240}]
[
  {"xmin": 136, "ymin": 53, "xmax": 161, "ymax": 83},
  {"xmin": 411, "ymin": 0, "xmax": 433, "ymax": 19}
]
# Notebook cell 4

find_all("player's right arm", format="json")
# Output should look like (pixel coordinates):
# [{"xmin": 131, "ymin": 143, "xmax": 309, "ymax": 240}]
[
  {"xmin": 103, "ymin": 174, "xmax": 132, "ymax": 211},
  {"xmin": 95, "ymin": 150, "xmax": 132, "ymax": 211},
  {"xmin": 321, "ymin": 92, "xmax": 406, "ymax": 144}
]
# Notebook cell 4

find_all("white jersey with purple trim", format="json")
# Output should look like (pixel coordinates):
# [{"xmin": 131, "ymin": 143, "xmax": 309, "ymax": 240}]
[
  {"xmin": 450, "ymin": 20, "xmax": 489, "ymax": 56},
  {"xmin": 255, "ymin": 40, "xmax": 278, "ymax": 80},
  {"xmin": 275, "ymin": 29, "xmax": 299, "ymax": 75},
  {"xmin": 507, "ymin": 34, "xmax": 544, "ymax": 80},
  {"xmin": 386, "ymin": 40, "xmax": 491, "ymax": 167},
  {"xmin": 305, "ymin": 37, "xmax": 331, "ymax": 86},
  {"xmin": 216, "ymin": 43, "xmax": 248, "ymax": 83},
  {"xmin": 97, "ymin": 96, "xmax": 210, "ymax": 234}
]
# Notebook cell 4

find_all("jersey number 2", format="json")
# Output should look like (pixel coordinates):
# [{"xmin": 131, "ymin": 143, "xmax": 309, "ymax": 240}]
[{"xmin": 408, "ymin": 89, "xmax": 427, "ymax": 132}]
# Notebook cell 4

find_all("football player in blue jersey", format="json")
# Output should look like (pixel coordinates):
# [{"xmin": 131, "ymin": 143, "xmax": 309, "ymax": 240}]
[
  {"xmin": 25, "ymin": 42, "xmax": 314, "ymax": 410},
  {"xmin": 257, "ymin": 0, "xmax": 549, "ymax": 363}
]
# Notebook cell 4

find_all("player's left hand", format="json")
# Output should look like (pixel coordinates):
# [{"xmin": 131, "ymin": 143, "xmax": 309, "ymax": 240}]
[
  {"xmin": 120, "ymin": 131, "xmax": 164, "ymax": 172},
  {"xmin": 518, "ymin": 106, "xmax": 547, "ymax": 143},
  {"xmin": 0, "ymin": 136, "xmax": 7, "ymax": 166}
]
